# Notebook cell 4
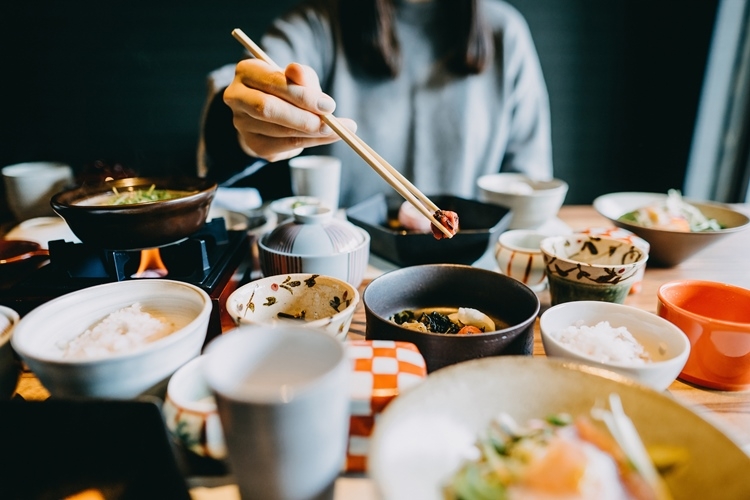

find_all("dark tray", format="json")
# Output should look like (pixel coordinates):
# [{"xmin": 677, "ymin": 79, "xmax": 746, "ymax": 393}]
[{"xmin": 346, "ymin": 193, "xmax": 512, "ymax": 267}]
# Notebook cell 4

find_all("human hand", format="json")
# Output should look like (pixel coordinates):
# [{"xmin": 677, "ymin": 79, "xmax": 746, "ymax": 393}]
[{"xmin": 223, "ymin": 59, "xmax": 357, "ymax": 162}]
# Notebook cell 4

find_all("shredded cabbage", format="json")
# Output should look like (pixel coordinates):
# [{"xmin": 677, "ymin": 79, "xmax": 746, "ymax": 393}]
[{"xmin": 619, "ymin": 190, "xmax": 722, "ymax": 232}]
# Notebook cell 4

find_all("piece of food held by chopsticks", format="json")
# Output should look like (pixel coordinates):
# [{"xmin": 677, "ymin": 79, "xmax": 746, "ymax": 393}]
[
  {"xmin": 229, "ymin": 28, "xmax": 459, "ymax": 240},
  {"xmin": 397, "ymin": 201, "xmax": 460, "ymax": 239}
]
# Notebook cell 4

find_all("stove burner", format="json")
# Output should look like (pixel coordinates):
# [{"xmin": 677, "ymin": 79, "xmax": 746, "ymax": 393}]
[
  {"xmin": 49, "ymin": 218, "xmax": 229, "ymax": 285},
  {"xmin": 0, "ymin": 218, "xmax": 251, "ymax": 343}
]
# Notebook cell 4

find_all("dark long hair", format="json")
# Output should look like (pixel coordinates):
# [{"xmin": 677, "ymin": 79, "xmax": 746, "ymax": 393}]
[{"xmin": 338, "ymin": 0, "xmax": 493, "ymax": 78}]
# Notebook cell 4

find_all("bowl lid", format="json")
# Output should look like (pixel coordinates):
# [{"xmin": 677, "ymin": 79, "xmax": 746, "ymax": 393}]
[{"xmin": 262, "ymin": 206, "xmax": 366, "ymax": 256}]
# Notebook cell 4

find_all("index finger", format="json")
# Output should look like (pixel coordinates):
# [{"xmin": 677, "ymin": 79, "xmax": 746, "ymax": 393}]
[{"xmin": 236, "ymin": 59, "xmax": 335, "ymax": 116}]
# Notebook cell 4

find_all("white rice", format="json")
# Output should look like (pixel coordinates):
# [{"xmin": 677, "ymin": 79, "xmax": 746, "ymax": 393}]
[
  {"xmin": 550, "ymin": 320, "xmax": 652, "ymax": 365},
  {"xmin": 59, "ymin": 303, "xmax": 175, "ymax": 360}
]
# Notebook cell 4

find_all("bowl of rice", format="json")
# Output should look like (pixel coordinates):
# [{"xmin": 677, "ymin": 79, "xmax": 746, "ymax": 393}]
[
  {"xmin": 11, "ymin": 279, "xmax": 212, "ymax": 399},
  {"xmin": 539, "ymin": 301, "xmax": 690, "ymax": 391}
]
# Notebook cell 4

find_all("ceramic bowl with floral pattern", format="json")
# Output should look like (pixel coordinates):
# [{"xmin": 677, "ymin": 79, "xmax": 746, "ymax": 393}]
[
  {"xmin": 540, "ymin": 234, "xmax": 648, "ymax": 305},
  {"xmin": 225, "ymin": 273, "xmax": 360, "ymax": 340},
  {"xmin": 163, "ymin": 355, "xmax": 226, "ymax": 461},
  {"xmin": 577, "ymin": 226, "xmax": 650, "ymax": 294}
]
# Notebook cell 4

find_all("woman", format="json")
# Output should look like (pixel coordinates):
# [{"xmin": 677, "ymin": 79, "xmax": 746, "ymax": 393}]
[{"xmin": 200, "ymin": 0, "xmax": 553, "ymax": 208}]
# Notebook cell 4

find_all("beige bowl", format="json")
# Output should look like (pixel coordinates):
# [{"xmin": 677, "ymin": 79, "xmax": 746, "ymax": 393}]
[
  {"xmin": 593, "ymin": 191, "xmax": 750, "ymax": 267},
  {"xmin": 225, "ymin": 273, "xmax": 360, "ymax": 340},
  {"xmin": 368, "ymin": 357, "xmax": 750, "ymax": 500},
  {"xmin": 477, "ymin": 173, "xmax": 568, "ymax": 229}
]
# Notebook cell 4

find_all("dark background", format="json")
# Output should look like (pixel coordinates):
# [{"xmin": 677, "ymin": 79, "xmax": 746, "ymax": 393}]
[{"xmin": 1, "ymin": 0, "xmax": 718, "ymax": 212}]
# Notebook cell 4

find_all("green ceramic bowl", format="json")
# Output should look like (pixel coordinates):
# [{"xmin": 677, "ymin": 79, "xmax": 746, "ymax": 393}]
[{"xmin": 540, "ymin": 234, "xmax": 648, "ymax": 305}]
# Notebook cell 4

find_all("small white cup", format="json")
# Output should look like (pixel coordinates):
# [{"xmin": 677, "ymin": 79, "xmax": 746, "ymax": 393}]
[
  {"xmin": 289, "ymin": 155, "xmax": 341, "ymax": 212},
  {"xmin": 203, "ymin": 326, "xmax": 350, "ymax": 500},
  {"xmin": 495, "ymin": 229, "xmax": 548, "ymax": 291},
  {"xmin": 2, "ymin": 162, "xmax": 74, "ymax": 221}
]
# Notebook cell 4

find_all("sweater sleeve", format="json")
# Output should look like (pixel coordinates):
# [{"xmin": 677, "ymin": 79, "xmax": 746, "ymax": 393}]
[
  {"xmin": 498, "ymin": 8, "xmax": 554, "ymax": 180},
  {"xmin": 197, "ymin": 2, "xmax": 335, "ymax": 189}
]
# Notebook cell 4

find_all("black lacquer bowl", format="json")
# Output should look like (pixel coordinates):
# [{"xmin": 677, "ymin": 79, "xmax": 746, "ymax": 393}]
[{"xmin": 363, "ymin": 264, "xmax": 540, "ymax": 373}]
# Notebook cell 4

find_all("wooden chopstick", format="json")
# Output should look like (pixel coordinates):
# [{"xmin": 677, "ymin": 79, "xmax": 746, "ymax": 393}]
[{"xmin": 230, "ymin": 28, "xmax": 451, "ymax": 238}]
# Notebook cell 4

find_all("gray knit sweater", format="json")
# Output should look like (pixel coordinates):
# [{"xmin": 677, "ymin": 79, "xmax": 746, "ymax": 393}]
[{"xmin": 203, "ymin": 0, "xmax": 552, "ymax": 208}]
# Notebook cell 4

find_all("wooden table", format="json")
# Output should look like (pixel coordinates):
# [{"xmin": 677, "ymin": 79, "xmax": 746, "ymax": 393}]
[
  {"xmin": 17, "ymin": 205, "xmax": 750, "ymax": 449},
  {"xmin": 343, "ymin": 205, "xmax": 750, "ymax": 455},
  {"xmin": 13, "ymin": 205, "xmax": 750, "ymax": 498}
]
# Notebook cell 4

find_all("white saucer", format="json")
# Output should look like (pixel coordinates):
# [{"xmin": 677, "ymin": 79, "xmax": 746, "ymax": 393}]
[{"xmin": 4, "ymin": 216, "xmax": 80, "ymax": 248}]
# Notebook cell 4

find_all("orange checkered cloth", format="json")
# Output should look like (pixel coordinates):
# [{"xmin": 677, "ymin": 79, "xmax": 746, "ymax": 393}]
[{"xmin": 344, "ymin": 339, "xmax": 427, "ymax": 473}]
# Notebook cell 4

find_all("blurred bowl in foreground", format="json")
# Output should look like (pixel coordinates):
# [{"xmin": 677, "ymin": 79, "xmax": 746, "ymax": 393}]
[
  {"xmin": 477, "ymin": 173, "xmax": 568, "ymax": 229},
  {"xmin": 657, "ymin": 280, "xmax": 750, "ymax": 391},
  {"xmin": 368, "ymin": 356, "xmax": 750, "ymax": 500},
  {"xmin": 593, "ymin": 192, "xmax": 750, "ymax": 267}
]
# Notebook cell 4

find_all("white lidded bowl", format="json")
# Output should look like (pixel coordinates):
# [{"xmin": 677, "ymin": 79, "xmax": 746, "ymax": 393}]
[
  {"xmin": 539, "ymin": 300, "xmax": 690, "ymax": 391},
  {"xmin": 226, "ymin": 273, "xmax": 360, "ymax": 340},
  {"xmin": 259, "ymin": 206, "xmax": 370, "ymax": 288},
  {"xmin": 11, "ymin": 279, "xmax": 212, "ymax": 399},
  {"xmin": 477, "ymin": 173, "xmax": 568, "ymax": 229}
]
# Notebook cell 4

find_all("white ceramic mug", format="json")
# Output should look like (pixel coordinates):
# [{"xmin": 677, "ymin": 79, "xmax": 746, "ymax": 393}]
[
  {"xmin": 2, "ymin": 162, "xmax": 74, "ymax": 221},
  {"xmin": 495, "ymin": 229, "xmax": 548, "ymax": 291},
  {"xmin": 203, "ymin": 325, "xmax": 350, "ymax": 500},
  {"xmin": 289, "ymin": 155, "xmax": 341, "ymax": 212}
]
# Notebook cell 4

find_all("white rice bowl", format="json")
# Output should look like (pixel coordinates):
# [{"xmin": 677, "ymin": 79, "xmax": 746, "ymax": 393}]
[
  {"xmin": 11, "ymin": 279, "xmax": 212, "ymax": 399},
  {"xmin": 539, "ymin": 301, "xmax": 690, "ymax": 391}
]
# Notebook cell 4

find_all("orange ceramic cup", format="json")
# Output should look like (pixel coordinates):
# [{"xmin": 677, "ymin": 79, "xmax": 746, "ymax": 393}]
[{"xmin": 657, "ymin": 280, "xmax": 750, "ymax": 390}]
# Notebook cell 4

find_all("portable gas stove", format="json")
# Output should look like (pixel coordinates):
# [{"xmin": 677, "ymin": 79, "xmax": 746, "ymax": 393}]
[{"xmin": 0, "ymin": 218, "xmax": 250, "ymax": 343}]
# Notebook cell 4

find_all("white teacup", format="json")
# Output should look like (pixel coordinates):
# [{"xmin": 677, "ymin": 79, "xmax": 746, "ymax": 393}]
[
  {"xmin": 289, "ymin": 155, "xmax": 341, "ymax": 212},
  {"xmin": 2, "ymin": 162, "xmax": 74, "ymax": 221},
  {"xmin": 203, "ymin": 326, "xmax": 350, "ymax": 500},
  {"xmin": 495, "ymin": 229, "xmax": 548, "ymax": 291}
]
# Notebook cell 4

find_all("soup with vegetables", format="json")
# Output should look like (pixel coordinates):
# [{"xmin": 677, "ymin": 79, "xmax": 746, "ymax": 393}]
[
  {"xmin": 390, "ymin": 307, "xmax": 509, "ymax": 335},
  {"xmin": 75, "ymin": 184, "xmax": 196, "ymax": 206}
]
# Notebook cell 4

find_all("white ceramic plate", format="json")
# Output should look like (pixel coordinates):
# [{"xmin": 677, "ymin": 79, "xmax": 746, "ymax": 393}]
[
  {"xmin": 368, "ymin": 356, "xmax": 750, "ymax": 500},
  {"xmin": 4, "ymin": 216, "xmax": 80, "ymax": 248}
]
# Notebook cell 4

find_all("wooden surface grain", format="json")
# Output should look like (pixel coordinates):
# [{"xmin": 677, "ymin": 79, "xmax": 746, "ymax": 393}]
[{"xmin": 16, "ymin": 205, "xmax": 750, "ymax": 454}]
